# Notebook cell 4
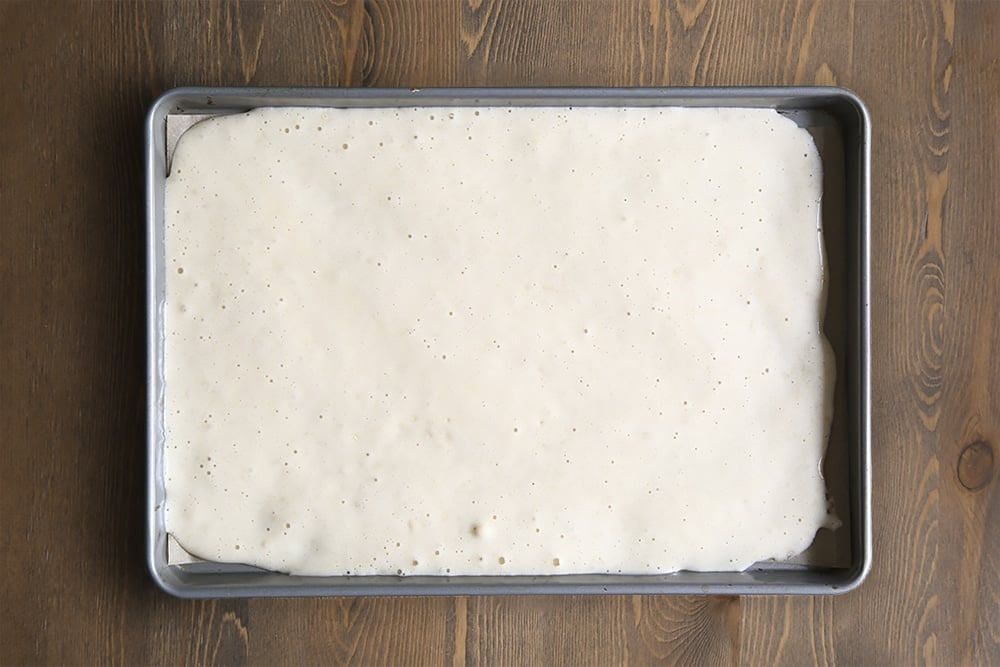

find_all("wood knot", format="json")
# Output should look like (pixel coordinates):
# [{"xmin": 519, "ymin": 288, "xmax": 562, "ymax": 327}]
[{"xmin": 957, "ymin": 440, "xmax": 995, "ymax": 491}]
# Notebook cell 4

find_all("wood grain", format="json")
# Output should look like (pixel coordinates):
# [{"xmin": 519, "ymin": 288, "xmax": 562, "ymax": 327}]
[{"xmin": 1, "ymin": 0, "xmax": 998, "ymax": 665}]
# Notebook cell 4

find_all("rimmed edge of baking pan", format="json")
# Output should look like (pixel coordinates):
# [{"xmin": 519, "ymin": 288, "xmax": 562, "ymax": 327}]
[{"xmin": 146, "ymin": 86, "xmax": 870, "ymax": 597}]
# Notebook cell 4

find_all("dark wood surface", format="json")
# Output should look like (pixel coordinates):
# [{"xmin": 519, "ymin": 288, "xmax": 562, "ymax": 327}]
[{"xmin": 1, "ymin": 1, "xmax": 997, "ymax": 664}]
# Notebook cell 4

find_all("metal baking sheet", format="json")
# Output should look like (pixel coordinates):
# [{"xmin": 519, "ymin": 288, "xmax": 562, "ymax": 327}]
[{"xmin": 146, "ymin": 87, "xmax": 871, "ymax": 597}]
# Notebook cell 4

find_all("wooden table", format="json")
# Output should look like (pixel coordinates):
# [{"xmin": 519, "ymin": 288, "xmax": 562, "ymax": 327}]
[{"xmin": 2, "ymin": 1, "xmax": 997, "ymax": 664}]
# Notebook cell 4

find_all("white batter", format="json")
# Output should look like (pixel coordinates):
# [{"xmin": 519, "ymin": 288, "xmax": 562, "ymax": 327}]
[{"xmin": 163, "ymin": 106, "xmax": 834, "ymax": 576}]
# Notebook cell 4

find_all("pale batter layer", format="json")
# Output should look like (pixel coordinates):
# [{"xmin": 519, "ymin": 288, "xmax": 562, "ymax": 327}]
[{"xmin": 163, "ymin": 106, "xmax": 834, "ymax": 576}]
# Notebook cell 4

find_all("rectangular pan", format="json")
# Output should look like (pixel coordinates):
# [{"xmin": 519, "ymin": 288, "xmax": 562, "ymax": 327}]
[{"xmin": 146, "ymin": 87, "xmax": 871, "ymax": 597}]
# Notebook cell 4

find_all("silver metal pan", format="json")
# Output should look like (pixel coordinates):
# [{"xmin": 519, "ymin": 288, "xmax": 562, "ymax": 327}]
[{"xmin": 146, "ymin": 87, "xmax": 871, "ymax": 597}]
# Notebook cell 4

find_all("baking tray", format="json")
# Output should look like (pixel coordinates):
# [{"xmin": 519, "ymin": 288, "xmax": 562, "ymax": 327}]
[{"xmin": 146, "ymin": 87, "xmax": 871, "ymax": 597}]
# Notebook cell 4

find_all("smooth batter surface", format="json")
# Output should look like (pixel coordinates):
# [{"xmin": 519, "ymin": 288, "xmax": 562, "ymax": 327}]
[{"xmin": 163, "ymin": 106, "xmax": 834, "ymax": 576}]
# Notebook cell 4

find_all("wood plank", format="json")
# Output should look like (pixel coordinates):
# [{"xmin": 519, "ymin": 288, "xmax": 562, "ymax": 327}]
[
  {"xmin": 246, "ymin": 597, "xmax": 452, "ymax": 665},
  {"xmin": 943, "ymin": 4, "xmax": 1000, "ymax": 664},
  {"xmin": 159, "ymin": 0, "xmax": 365, "ymax": 88},
  {"xmin": 832, "ymin": 1, "xmax": 966, "ymax": 664},
  {"xmin": 2, "ymin": 1, "xmax": 152, "ymax": 664}
]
